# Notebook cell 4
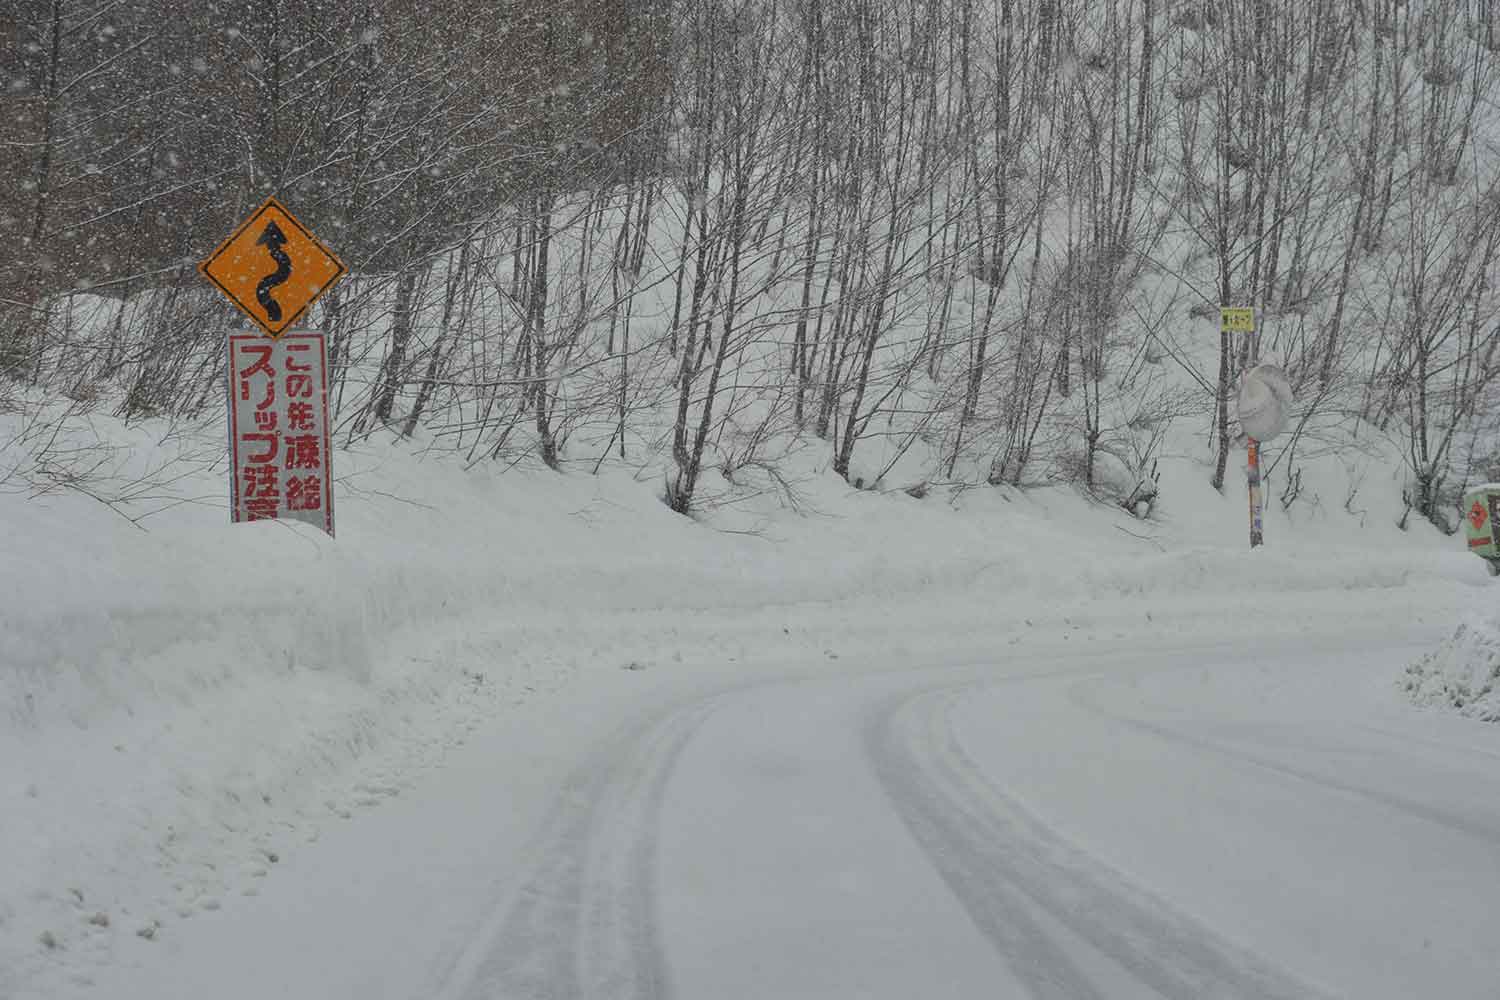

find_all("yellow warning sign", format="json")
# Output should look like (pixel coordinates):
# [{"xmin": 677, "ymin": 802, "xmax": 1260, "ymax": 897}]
[
  {"xmin": 199, "ymin": 197, "xmax": 346, "ymax": 339},
  {"xmin": 1221, "ymin": 307, "xmax": 1255, "ymax": 334}
]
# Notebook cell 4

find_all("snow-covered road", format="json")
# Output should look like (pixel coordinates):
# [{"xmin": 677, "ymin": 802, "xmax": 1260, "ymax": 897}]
[{"xmin": 63, "ymin": 632, "xmax": 1500, "ymax": 1000}]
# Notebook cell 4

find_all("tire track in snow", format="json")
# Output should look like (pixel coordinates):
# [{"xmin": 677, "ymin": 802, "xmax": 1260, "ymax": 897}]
[
  {"xmin": 1069, "ymin": 683, "xmax": 1500, "ymax": 847},
  {"xmin": 437, "ymin": 692, "xmax": 726, "ymax": 1000},
  {"xmin": 1355, "ymin": 722, "xmax": 1500, "ymax": 764},
  {"xmin": 869, "ymin": 683, "xmax": 1332, "ymax": 1000}
]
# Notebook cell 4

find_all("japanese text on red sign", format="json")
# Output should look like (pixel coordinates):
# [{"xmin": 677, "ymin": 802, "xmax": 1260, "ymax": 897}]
[{"xmin": 227, "ymin": 332, "xmax": 334, "ymax": 535}]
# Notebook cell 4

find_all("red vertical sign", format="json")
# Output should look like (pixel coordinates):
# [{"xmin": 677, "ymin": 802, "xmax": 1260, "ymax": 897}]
[{"xmin": 227, "ymin": 331, "xmax": 335, "ymax": 536}]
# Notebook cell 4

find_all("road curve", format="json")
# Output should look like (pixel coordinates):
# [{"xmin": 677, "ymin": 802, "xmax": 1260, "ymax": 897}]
[{"xmin": 438, "ymin": 642, "xmax": 1500, "ymax": 1000}]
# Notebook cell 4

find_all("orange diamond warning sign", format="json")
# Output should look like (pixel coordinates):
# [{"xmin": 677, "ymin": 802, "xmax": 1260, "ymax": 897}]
[
  {"xmin": 1464, "ymin": 487, "xmax": 1500, "ymax": 561},
  {"xmin": 199, "ymin": 197, "xmax": 346, "ymax": 338}
]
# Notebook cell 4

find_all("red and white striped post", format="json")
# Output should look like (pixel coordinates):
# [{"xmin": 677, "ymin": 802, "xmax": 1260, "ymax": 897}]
[
  {"xmin": 1223, "ymin": 307, "xmax": 1261, "ymax": 549},
  {"xmin": 1247, "ymin": 437, "xmax": 1263, "ymax": 548}
]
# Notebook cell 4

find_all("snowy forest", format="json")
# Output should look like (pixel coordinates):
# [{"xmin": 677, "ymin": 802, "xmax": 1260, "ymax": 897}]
[{"xmin": 4, "ymin": 0, "xmax": 1500, "ymax": 528}]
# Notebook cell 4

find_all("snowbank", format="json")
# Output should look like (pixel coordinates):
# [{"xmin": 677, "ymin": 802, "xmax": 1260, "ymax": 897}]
[{"xmin": 1403, "ymin": 598, "xmax": 1500, "ymax": 721}]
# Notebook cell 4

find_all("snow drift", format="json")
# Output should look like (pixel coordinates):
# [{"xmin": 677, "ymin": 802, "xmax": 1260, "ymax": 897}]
[{"xmin": 1404, "ymin": 596, "xmax": 1500, "ymax": 722}]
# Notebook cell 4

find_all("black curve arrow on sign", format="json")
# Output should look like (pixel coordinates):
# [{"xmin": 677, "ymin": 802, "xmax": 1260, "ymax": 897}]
[{"xmin": 255, "ymin": 220, "xmax": 292, "ymax": 323}]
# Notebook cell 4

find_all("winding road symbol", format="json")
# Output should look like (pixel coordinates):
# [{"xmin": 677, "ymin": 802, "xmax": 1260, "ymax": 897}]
[{"xmin": 254, "ymin": 221, "xmax": 293, "ymax": 324}]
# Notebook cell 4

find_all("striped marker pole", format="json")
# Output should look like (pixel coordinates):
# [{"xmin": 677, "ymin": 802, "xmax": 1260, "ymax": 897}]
[
  {"xmin": 1248, "ymin": 438, "xmax": 1263, "ymax": 549},
  {"xmin": 1223, "ymin": 307, "xmax": 1261, "ymax": 550}
]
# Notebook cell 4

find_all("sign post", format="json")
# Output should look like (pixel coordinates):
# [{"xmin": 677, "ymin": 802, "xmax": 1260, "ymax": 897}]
[
  {"xmin": 1223, "ymin": 308, "xmax": 1260, "ymax": 547},
  {"xmin": 200, "ymin": 197, "xmax": 345, "ymax": 536},
  {"xmin": 1229, "ymin": 309, "xmax": 1294, "ymax": 550},
  {"xmin": 1246, "ymin": 437, "xmax": 1264, "ymax": 548}
]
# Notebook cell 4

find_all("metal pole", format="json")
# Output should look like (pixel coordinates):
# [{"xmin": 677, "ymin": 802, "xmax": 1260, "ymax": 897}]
[
  {"xmin": 1248, "ymin": 437, "xmax": 1263, "ymax": 548},
  {"xmin": 1239, "ymin": 308, "xmax": 1261, "ymax": 549}
]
